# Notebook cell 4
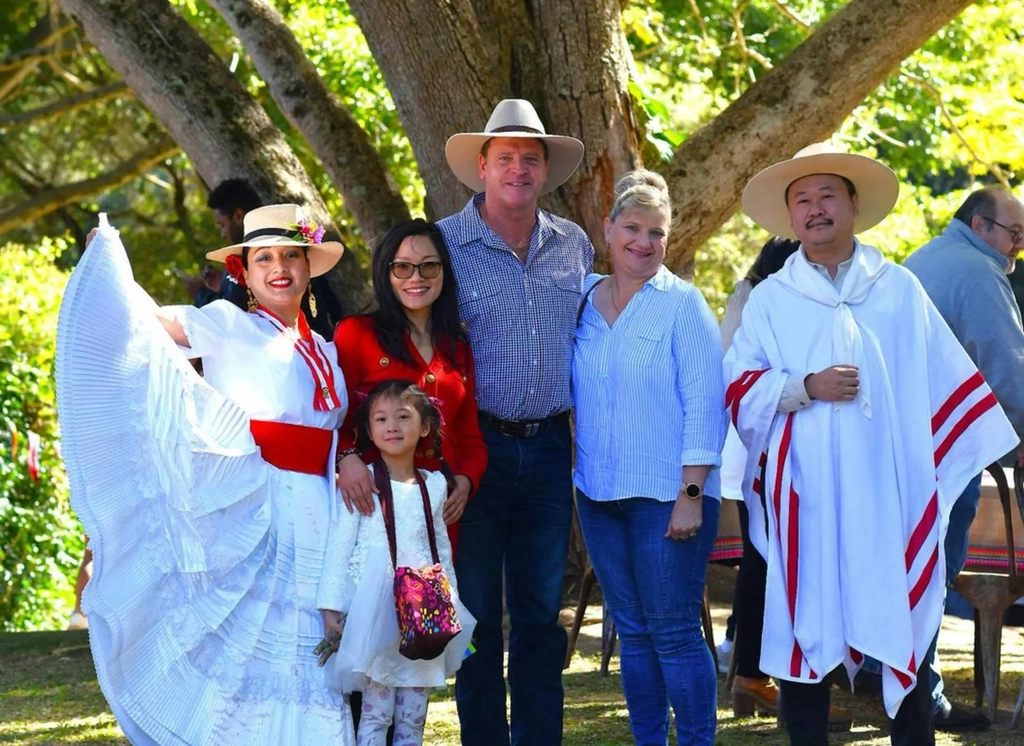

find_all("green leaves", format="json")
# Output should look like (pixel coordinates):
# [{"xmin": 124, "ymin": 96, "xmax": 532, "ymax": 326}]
[{"xmin": 0, "ymin": 239, "xmax": 83, "ymax": 631}]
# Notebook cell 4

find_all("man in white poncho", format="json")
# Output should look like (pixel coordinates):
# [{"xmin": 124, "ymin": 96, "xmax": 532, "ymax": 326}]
[{"xmin": 724, "ymin": 143, "xmax": 1018, "ymax": 746}]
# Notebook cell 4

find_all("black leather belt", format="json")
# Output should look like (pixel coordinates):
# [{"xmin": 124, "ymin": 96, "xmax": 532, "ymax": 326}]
[{"xmin": 479, "ymin": 410, "xmax": 570, "ymax": 438}]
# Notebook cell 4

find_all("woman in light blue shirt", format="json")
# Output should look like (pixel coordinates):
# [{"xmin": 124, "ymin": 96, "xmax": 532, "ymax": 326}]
[{"xmin": 572, "ymin": 170, "xmax": 727, "ymax": 745}]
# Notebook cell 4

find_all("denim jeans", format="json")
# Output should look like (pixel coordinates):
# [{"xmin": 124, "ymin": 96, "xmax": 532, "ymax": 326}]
[
  {"xmin": 454, "ymin": 419, "xmax": 573, "ymax": 746},
  {"xmin": 926, "ymin": 473, "xmax": 983, "ymax": 713},
  {"xmin": 576, "ymin": 491, "xmax": 720, "ymax": 746}
]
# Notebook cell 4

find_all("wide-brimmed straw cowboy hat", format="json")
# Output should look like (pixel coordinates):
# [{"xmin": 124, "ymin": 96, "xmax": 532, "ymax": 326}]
[
  {"xmin": 206, "ymin": 203, "xmax": 344, "ymax": 277},
  {"xmin": 741, "ymin": 142, "xmax": 899, "ymax": 239},
  {"xmin": 445, "ymin": 99, "xmax": 585, "ymax": 195}
]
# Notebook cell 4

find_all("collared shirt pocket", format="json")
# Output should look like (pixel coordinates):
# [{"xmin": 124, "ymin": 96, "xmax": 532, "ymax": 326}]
[{"xmin": 458, "ymin": 285, "xmax": 505, "ymax": 333}]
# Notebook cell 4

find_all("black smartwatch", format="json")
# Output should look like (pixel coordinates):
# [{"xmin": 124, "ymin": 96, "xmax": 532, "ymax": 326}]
[{"xmin": 683, "ymin": 483, "xmax": 703, "ymax": 500}]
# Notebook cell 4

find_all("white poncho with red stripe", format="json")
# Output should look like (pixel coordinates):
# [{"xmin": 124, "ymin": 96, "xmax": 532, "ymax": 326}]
[{"xmin": 724, "ymin": 243, "xmax": 1017, "ymax": 717}]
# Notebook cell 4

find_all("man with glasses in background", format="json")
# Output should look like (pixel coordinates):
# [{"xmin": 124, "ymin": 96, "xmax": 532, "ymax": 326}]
[{"xmin": 903, "ymin": 185, "xmax": 1024, "ymax": 732}]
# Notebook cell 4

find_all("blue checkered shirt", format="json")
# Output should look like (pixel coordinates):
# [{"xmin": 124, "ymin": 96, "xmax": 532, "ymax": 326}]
[{"xmin": 438, "ymin": 194, "xmax": 595, "ymax": 420}]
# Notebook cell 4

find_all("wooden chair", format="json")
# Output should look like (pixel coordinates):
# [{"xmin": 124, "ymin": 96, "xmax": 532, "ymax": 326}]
[
  {"xmin": 953, "ymin": 463, "xmax": 1024, "ymax": 725},
  {"xmin": 1008, "ymin": 466, "xmax": 1024, "ymax": 730},
  {"xmin": 563, "ymin": 566, "xmax": 719, "ymax": 675}
]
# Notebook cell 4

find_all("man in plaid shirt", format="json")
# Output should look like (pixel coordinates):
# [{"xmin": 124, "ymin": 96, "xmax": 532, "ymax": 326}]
[{"xmin": 438, "ymin": 99, "xmax": 594, "ymax": 746}]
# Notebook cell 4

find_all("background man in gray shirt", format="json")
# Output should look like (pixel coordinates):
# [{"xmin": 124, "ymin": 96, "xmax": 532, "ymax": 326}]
[{"xmin": 904, "ymin": 185, "xmax": 1024, "ymax": 732}]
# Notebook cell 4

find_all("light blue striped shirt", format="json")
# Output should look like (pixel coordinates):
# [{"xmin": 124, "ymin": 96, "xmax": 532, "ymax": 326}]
[{"xmin": 572, "ymin": 266, "xmax": 727, "ymax": 501}]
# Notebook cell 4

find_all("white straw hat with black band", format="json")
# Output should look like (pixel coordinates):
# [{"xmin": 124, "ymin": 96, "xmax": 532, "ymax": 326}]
[{"xmin": 206, "ymin": 203, "xmax": 344, "ymax": 278}]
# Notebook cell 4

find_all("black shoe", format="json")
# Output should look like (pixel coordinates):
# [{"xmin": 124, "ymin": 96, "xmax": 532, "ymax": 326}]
[{"xmin": 934, "ymin": 701, "xmax": 991, "ymax": 732}]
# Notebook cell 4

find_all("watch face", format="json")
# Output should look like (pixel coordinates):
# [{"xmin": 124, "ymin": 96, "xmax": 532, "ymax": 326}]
[{"xmin": 685, "ymin": 483, "xmax": 702, "ymax": 498}]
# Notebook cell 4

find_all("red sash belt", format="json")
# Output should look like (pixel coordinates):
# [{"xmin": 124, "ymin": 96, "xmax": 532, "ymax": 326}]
[{"xmin": 250, "ymin": 420, "xmax": 332, "ymax": 476}]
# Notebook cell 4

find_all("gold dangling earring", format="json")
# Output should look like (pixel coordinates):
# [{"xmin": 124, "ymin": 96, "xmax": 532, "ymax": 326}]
[
  {"xmin": 308, "ymin": 282, "xmax": 318, "ymax": 318},
  {"xmin": 246, "ymin": 287, "xmax": 258, "ymax": 312}
]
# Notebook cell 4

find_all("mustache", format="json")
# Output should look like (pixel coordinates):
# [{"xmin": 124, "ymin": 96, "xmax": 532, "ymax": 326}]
[{"xmin": 805, "ymin": 218, "xmax": 833, "ymax": 229}]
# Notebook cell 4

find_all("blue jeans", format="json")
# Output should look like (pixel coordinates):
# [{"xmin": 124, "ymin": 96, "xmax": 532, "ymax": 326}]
[
  {"xmin": 927, "ymin": 473, "xmax": 983, "ymax": 713},
  {"xmin": 454, "ymin": 420, "xmax": 573, "ymax": 746},
  {"xmin": 576, "ymin": 491, "xmax": 720, "ymax": 746}
]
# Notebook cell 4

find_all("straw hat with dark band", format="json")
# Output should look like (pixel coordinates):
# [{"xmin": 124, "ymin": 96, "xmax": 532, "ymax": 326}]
[
  {"xmin": 742, "ymin": 143, "xmax": 900, "ymax": 239},
  {"xmin": 445, "ymin": 99, "xmax": 584, "ymax": 195},
  {"xmin": 206, "ymin": 203, "xmax": 344, "ymax": 277}
]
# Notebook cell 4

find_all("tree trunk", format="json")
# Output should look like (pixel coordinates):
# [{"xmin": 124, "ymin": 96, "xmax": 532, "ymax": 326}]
[
  {"xmin": 206, "ymin": 0, "xmax": 411, "ymax": 246},
  {"xmin": 527, "ymin": 0, "xmax": 643, "ymax": 257},
  {"xmin": 60, "ymin": 0, "xmax": 371, "ymax": 314},
  {"xmin": 347, "ymin": 0, "xmax": 507, "ymax": 221},
  {"xmin": 354, "ymin": 0, "xmax": 641, "ymax": 248},
  {"xmin": 663, "ymin": 0, "xmax": 977, "ymax": 276}
]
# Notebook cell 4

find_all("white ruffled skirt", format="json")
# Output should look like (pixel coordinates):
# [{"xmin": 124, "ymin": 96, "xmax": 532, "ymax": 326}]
[{"xmin": 55, "ymin": 227, "xmax": 354, "ymax": 745}]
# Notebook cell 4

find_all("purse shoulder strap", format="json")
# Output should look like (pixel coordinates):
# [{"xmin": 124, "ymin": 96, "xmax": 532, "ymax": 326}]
[
  {"xmin": 374, "ymin": 460, "xmax": 441, "ymax": 566},
  {"xmin": 415, "ymin": 469, "xmax": 441, "ymax": 565},
  {"xmin": 576, "ymin": 276, "xmax": 607, "ymax": 327},
  {"xmin": 373, "ymin": 460, "xmax": 398, "ymax": 568}
]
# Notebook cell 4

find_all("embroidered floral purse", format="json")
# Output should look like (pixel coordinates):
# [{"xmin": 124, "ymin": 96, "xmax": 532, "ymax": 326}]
[{"xmin": 374, "ymin": 460, "xmax": 462, "ymax": 660}]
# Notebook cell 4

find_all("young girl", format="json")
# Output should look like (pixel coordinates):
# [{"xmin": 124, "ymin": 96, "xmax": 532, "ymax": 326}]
[{"xmin": 316, "ymin": 380, "xmax": 475, "ymax": 746}]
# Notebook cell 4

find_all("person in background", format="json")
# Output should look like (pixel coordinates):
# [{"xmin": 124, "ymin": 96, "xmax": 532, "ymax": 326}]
[
  {"xmin": 184, "ymin": 178, "xmax": 263, "ymax": 309},
  {"xmin": 66, "ymin": 542, "xmax": 92, "ymax": 630},
  {"xmin": 903, "ymin": 185, "xmax": 1024, "ymax": 733},
  {"xmin": 718, "ymin": 237, "xmax": 798, "ymax": 713},
  {"xmin": 719, "ymin": 236, "xmax": 853, "ymax": 733}
]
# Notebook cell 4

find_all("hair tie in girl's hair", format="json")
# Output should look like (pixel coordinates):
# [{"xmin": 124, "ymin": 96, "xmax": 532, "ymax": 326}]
[
  {"xmin": 225, "ymin": 255, "xmax": 247, "ymax": 286},
  {"xmin": 428, "ymin": 396, "xmax": 446, "ymax": 429}
]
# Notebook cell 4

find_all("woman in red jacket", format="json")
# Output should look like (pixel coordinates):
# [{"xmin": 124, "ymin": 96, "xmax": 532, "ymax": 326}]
[{"xmin": 335, "ymin": 219, "xmax": 487, "ymax": 548}]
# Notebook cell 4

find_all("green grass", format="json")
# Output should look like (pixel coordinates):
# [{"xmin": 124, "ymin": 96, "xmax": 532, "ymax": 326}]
[{"xmin": 3, "ymin": 614, "xmax": 1024, "ymax": 745}]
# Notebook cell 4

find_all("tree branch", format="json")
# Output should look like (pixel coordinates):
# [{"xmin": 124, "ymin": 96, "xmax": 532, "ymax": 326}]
[
  {"xmin": 662, "ymin": 0, "xmax": 977, "ymax": 276},
  {"xmin": 348, "ymin": 0, "xmax": 507, "ymax": 219},
  {"xmin": 0, "ymin": 23, "xmax": 76, "ymax": 73},
  {"xmin": 902, "ymin": 72, "xmax": 1013, "ymax": 189},
  {"xmin": 206, "ymin": 0, "xmax": 410, "ymax": 245},
  {"xmin": 0, "ymin": 16, "xmax": 78, "ymax": 103},
  {"xmin": 60, "ymin": 0, "xmax": 373, "ymax": 317},
  {"xmin": 0, "ymin": 82, "xmax": 130, "ymax": 132},
  {"xmin": 0, "ymin": 136, "xmax": 180, "ymax": 235},
  {"xmin": 768, "ymin": 0, "xmax": 812, "ymax": 32}
]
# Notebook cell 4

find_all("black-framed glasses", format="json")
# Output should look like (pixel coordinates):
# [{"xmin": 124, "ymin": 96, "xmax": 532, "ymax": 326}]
[
  {"xmin": 390, "ymin": 260, "xmax": 443, "ymax": 279},
  {"xmin": 987, "ymin": 218, "xmax": 1024, "ymax": 245}
]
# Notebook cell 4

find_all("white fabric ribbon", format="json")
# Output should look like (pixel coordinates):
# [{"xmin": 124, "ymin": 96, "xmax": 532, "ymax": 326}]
[{"xmin": 775, "ymin": 241, "xmax": 889, "ymax": 419}]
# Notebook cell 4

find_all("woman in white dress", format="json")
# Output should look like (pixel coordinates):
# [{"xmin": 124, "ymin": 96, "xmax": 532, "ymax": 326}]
[{"xmin": 56, "ymin": 204, "xmax": 356, "ymax": 745}]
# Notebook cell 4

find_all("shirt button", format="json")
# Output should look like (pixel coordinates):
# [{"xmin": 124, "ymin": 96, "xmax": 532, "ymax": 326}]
[
  {"xmin": 379, "ymin": 357, "xmax": 390, "ymax": 367},
  {"xmin": 531, "ymin": 329, "xmax": 536, "ymax": 335},
  {"xmin": 532, "ymin": 359, "xmax": 538, "ymax": 366},
  {"xmin": 529, "ymin": 388, "xmax": 535, "ymax": 394},
  {"xmin": 472, "ymin": 291, "xmax": 478, "ymax": 298},
  {"xmin": 425, "ymin": 449, "xmax": 436, "ymax": 458},
  {"xmin": 425, "ymin": 373, "xmax": 436, "ymax": 383},
  {"xmin": 528, "ymin": 300, "xmax": 533, "ymax": 306}
]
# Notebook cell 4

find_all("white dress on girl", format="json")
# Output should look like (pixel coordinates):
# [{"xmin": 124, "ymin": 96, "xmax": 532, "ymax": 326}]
[
  {"xmin": 55, "ymin": 222, "xmax": 354, "ymax": 745},
  {"xmin": 318, "ymin": 465, "xmax": 476, "ymax": 693}
]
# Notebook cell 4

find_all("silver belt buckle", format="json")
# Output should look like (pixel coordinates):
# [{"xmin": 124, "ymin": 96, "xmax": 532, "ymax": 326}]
[{"xmin": 525, "ymin": 421, "xmax": 540, "ymax": 437}]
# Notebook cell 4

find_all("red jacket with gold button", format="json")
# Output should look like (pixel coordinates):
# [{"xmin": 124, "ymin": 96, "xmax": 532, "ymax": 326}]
[{"xmin": 334, "ymin": 315, "xmax": 488, "ymax": 546}]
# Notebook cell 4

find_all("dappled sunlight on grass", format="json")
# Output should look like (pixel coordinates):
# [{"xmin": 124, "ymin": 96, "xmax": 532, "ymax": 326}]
[
  {"xmin": 0, "ymin": 714, "xmax": 123, "ymax": 745},
  {"xmin": 5, "ymin": 598, "xmax": 1024, "ymax": 745}
]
